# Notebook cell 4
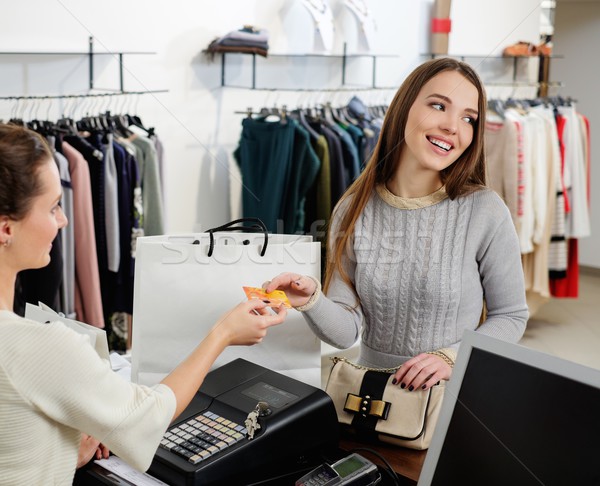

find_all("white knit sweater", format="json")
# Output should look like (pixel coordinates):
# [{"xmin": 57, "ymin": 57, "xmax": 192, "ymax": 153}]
[{"xmin": 0, "ymin": 312, "xmax": 176, "ymax": 485}]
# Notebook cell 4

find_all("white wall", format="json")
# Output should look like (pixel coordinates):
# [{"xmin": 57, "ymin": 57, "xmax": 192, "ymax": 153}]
[
  {"xmin": 0, "ymin": 0, "xmax": 543, "ymax": 234},
  {"xmin": 553, "ymin": 1, "xmax": 600, "ymax": 268}
]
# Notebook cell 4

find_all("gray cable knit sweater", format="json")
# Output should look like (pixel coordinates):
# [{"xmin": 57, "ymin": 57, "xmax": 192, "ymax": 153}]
[{"xmin": 303, "ymin": 185, "xmax": 529, "ymax": 368}]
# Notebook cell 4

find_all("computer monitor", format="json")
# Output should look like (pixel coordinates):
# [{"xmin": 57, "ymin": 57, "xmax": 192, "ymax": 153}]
[{"xmin": 418, "ymin": 331, "xmax": 600, "ymax": 486}]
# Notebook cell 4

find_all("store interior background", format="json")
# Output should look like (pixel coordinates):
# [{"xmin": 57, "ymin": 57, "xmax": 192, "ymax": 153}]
[{"xmin": 0, "ymin": 1, "xmax": 597, "ymax": 270}]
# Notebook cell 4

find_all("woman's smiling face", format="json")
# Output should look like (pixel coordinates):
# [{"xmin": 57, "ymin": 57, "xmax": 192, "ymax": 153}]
[{"xmin": 401, "ymin": 70, "xmax": 479, "ymax": 177}]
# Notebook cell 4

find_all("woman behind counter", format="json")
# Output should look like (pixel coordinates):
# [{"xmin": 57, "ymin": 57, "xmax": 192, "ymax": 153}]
[{"xmin": 0, "ymin": 124, "xmax": 286, "ymax": 485}]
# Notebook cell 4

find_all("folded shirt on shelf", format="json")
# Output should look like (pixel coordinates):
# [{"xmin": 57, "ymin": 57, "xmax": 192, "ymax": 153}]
[{"xmin": 204, "ymin": 25, "xmax": 270, "ymax": 58}]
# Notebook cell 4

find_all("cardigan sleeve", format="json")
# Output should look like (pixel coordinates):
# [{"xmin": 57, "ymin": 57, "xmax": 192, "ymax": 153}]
[{"xmin": 3, "ymin": 319, "xmax": 176, "ymax": 472}]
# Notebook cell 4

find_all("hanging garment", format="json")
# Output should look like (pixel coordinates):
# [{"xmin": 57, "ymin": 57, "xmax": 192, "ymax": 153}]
[
  {"xmin": 327, "ymin": 122, "xmax": 361, "ymax": 184},
  {"xmin": 483, "ymin": 97, "xmax": 590, "ymax": 304},
  {"xmin": 235, "ymin": 117, "xmax": 296, "ymax": 233},
  {"xmin": 97, "ymin": 133, "xmax": 121, "ymax": 274},
  {"xmin": 64, "ymin": 135, "xmax": 108, "ymax": 275},
  {"xmin": 149, "ymin": 133, "xmax": 166, "ymax": 200},
  {"xmin": 281, "ymin": 123, "xmax": 321, "ymax": 234},
  {"xmin": 234, "ymin": 117, "xmax": 319, "ymax": 234},
  {"xmin": 484, "ymin": 119, "xmax": 519, "ymax": 225},
  {"xmin": 550, "ymin": 239, "xmax": 579, "ymax": 298},
  {"xmin": 549, "ymin": 114, "xmax": 569, "ymax": 279},
  {"xmin": 129, "ymin": 135, "xmax": 164, "ymax": 236},
  {"xmin": 62, "ymin": 141, "xmax": 105, "ymax": 328},
  {"xmin": 53, "ymin": 145, "xmax": 76, "ymax": 318},
  {"xmin": 558, "ymin": 104, "xmax": 591, "ymax": 239},
  {"xmin": 319, "ymin": 123, "xmax": 347, "ymax": 207},
  {"xmin": 343, "ymin": 123, "xmax": 365, "ymax": 167},
  {"xmin": 304, "ymin": 134, "xmax": 332, "ymax": 235}
]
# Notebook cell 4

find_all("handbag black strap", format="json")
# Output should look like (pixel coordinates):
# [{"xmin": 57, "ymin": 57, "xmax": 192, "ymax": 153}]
[
  {"xmin": 205, "ymin": 218, "xmax": 268, "ymax": 257},
  {"xmin": 352, "ymin": 370, "xmax": 390, "ymax": 442},
  {"xmin": 351, "ymin": 370, "xmax": 433, "ymax": 442}
]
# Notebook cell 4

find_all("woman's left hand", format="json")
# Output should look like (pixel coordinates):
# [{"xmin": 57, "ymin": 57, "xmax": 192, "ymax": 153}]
[
  {"xmin": 77, "ymin": 434, "xmax": 110, "ymax": 468},
  {"xmin": 392, "ymin": 353, "xmax": 452, "ymax": 391}
]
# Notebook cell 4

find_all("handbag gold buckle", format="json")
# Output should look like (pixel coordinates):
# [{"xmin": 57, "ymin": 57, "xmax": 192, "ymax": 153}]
[{"xmin": 344, "ymin": 393, "xmax": 390, "ymax": 420}]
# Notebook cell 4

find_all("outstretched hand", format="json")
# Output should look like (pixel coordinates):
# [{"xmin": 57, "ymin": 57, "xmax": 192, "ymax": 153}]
[
  {"xmin": 263, "ymin": 272, "xmax": 318, "ymax": 308},
  {"xmin": 213, "ymin": 299, "xmax": 287, "ymax": 346}
]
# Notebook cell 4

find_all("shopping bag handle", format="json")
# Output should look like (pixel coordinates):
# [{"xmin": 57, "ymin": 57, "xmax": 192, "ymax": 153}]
[{"xmin": 205, "ymin": 218, "xmax": 268, "ymax": 257}]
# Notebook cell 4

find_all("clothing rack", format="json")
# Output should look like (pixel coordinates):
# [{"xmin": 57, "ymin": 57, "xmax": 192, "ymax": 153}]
[
  {"xmin": 486, "ymin": 94, "xmax": 577, "ymax": 117},
  {"xmin": 0, "ymin": 90, "xmax": 169, "ymax": 101},
  {"xmin": 485, "ymin": 81, "xmax": 563, "ymax": 88},
  {"xmin": 1, "ymin": 90, "xmax": 169, "ymax": 128}
]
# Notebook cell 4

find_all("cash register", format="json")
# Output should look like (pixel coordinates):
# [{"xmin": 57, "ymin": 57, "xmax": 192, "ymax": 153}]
[{"xmin": 148, "ymin": 358, "xmax": 339, "ymax": 485}]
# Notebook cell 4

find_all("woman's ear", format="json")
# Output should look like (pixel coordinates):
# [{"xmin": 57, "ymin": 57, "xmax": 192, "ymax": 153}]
[{"xmin": 0, "ymin": 215, "xmax": 13, "ymax": 245}]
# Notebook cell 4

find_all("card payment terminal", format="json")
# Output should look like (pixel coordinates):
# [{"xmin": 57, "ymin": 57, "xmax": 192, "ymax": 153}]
[{"xmin": 295, "ymin": 453, "xmax": 381, "ymax": 486}]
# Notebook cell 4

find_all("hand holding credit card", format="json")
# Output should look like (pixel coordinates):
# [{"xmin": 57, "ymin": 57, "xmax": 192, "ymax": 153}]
[{"xmin": 243, "ymin": 286, "xmax": 292, "ymax": 308}]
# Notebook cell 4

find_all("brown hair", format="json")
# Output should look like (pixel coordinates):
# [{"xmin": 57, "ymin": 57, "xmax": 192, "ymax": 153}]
[
  {"xmin": 324, "ymin": 58, "xmax": 487, "ymax": 292},
  {"xmin": 0, "ymin": 124, "xmax": 53, "ymax": 221}
]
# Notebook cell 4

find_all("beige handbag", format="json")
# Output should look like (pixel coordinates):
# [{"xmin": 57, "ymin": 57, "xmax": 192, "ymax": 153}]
[{"xmin": 325, "ymin": 357, "xmax": 445, "ymax": 450}]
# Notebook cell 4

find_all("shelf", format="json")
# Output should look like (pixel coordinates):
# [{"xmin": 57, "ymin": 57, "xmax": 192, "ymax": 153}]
[
  {"xmin": 421, "ymin": 53, "xmax": 564, "ymax": 59},
  {"xmin": 268, "ymin": 52, "xmax": 398, "ymax": 58},
  {"xmin": 0, "ymin": 51, "xmax": 155, "ymax": 56},
  {"xmin": 218, "ymin": 43, "xmax": 399, "ymax": 90},
  {"xmin": 419, "ymin": 53, "xmax": 563, "ymax": 98},
  {"xmin": 0, "ymin": 37, "xmax": 158, "ymax": 92}
]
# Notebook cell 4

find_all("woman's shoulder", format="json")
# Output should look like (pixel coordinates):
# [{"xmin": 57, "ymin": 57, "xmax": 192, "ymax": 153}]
[
  {"xmin": 330, "ymin": 189, "xmax": 379, "ymax": 229},
  {"xmin": 465, "ymin": 187, "xmax": 510, "ymax": 213},
  {"xmin": 0, "ymin": 313, "xmax": 90, "ymax": 351},
  {"xmin": 0, "ymin": 315, "xmax": 103, "ymax": 389},
  {"xmin": 461, "ymin": 187, "xmax": 513, "ymax": 230}
]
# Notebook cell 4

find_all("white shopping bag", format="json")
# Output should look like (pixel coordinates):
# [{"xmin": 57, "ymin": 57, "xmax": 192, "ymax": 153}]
[
  {"xmin": 131, "ymin": 222, "xmax": 321, "ymax": 387},
  {"xmin": 25, "ymin": 302, "xmax": 110, "ymax": 361}
]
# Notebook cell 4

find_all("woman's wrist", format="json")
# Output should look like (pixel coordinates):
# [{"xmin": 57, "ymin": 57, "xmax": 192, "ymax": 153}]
[
  {"xmin": 294, "ymin": 276, "xmax": 322, "ymax": 312},
  {"xmin": 426, "ymin": 347, "xmax": 456, "ymax": 368}
]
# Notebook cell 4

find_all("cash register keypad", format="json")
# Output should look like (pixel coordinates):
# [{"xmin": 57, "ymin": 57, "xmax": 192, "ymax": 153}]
[{"xmin": 159, "ymin": 411, "xmax": 247, "ymax": 465}]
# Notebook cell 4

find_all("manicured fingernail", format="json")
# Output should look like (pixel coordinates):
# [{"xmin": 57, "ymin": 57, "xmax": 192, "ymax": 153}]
[
  {"xmin": 408, "ymin": 385, "xmax": 414, "ymax": 391},
  {"xmin": 400, "ymin": 383, "xmax": 406, "ymax": 389},
  {"xmin": 421, "ymin": 384, "xmax": 427, "ymax": 390},
  {"xmin": 392, "ymin": 378, "xmax": 397, "ymax": 385}
]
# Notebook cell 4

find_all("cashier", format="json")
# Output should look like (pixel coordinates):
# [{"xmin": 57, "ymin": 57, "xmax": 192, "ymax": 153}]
[{"xmin": 0, "ymin": 124, "xmax": 287, "ymax": 485}]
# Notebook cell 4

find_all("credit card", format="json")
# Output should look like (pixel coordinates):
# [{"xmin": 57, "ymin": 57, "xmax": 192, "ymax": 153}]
[{"xmin": 243, "ymin": 286, "xmax": 292, "ymax": 308}]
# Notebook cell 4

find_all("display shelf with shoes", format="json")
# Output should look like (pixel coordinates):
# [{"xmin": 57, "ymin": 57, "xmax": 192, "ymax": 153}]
[{"xmin": 422, "ymin": 51, "xmax": 563, "ymax": 98}]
